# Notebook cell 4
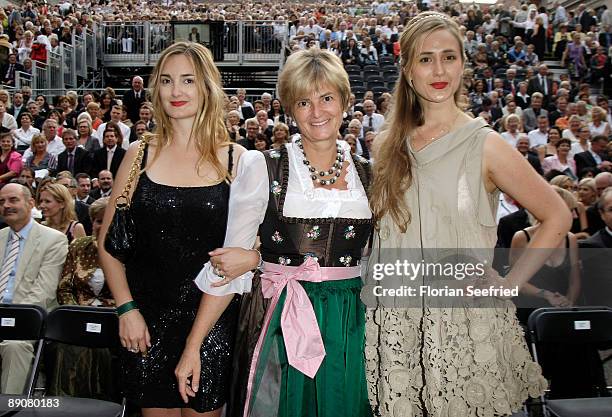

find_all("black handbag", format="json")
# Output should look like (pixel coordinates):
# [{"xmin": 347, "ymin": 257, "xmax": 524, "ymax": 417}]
[{"xmin": 104, "ymin": 138, "xmax": 148, "ymax": 263}]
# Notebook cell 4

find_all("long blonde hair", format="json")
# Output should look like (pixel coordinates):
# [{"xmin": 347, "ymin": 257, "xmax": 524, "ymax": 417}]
[
  {"xmin": 370, "ymin": 12, "xmax": 465, "ymax": 233},
  {"xmin": 147, "ymin": 42, "xmax": 231, "ymax": 182}
]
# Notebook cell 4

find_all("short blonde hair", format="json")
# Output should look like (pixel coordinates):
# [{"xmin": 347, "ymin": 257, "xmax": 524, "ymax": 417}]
[{"xmin": 277, "ymin": 48, "xmax": 350, "ymax": 118}]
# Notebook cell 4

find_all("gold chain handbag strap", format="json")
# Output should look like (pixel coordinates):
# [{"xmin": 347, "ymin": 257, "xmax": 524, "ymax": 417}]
[{"xmin": 115, "ymin": 138, "xmax": 149, "ymax": 208}]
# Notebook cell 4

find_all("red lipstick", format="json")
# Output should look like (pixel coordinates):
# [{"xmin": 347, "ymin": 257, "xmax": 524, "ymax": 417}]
[
  {"xmin": 170, "ymin": 101, "xmax": 188, "ymax": 107},
  {"xmin": 430, "ymin": 82, "xmax": 448, "ymax": 89}
]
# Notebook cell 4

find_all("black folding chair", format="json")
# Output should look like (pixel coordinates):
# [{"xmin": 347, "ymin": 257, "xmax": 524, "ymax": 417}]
[
  {"xmin": 528, "ymin": 307, "xmax": 612, "ymax": 417},
  {"xmin": 363, "ymin": 64, "xmax": 380, "ymax": 72},
  {"xmin": 344, "ymin": 64, "xmax": 361, "ymax": 73},
  {"xmin": 365, "ymin": 74, "xmax": 384, "ymax": 84},
  {"xmin": 14, "ymin": 306, "xmax": 124, "ymax": 417},
  {"xmin": 0, "ymin": 304, "xmax": 46, "ymax": 416},
  {"xmin": 379, "ymin": 55, "xmax": 395, "ymax": 66},
  {"xmin": 367, "ymin": 81, "xmax": 385, "ymax": 90},
  {"xmin": 371, "ymin": 86, "xmax": 389, "ymax": 97},
  {"xmin": 382, "ymin": 68, "xmax": 398, "ymax": 78},
  {"xmin": 351, "ymin": 86, "xmax": 366, "ymax": 100}
]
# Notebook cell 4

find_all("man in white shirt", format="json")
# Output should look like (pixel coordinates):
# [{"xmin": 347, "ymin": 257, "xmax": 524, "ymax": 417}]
[
  {"xmin": 94, "ymin": 105, "xmax": 131, "ymax": 150},
  {"xmin": 527, "ymin": 115, "xmax": 549, "ymax": 148},
  {"xmin": 333, "ymin": 21, "xmax": 348, "ymax": 45},
  {"xmin": 553, "ymin": 2, "xmax": 567, "ymax": 26},
  {"xmin": 21, "ymin": 119, "xmax": 65, "ymax": 162},
  {"xmin": 362, "ymin": 100, "xmax": 385, "ymax": 133},
  {"xmin": 301, "ymin": 18, "xmax": 322, "ymax": 38}
]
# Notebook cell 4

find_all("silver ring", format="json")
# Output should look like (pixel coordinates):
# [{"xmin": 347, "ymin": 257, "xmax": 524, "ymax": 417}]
[
  {"xmin": 128, "ymin": 348, "xmax": 138, "ymax": 353},
  {"xmin": 215, "ymin": 267, "xmax": 223, "ymax": 276}
]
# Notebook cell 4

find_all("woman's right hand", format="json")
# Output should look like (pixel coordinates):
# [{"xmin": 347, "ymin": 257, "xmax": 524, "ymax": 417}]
[
  {"xmin": 209, "ymin": 247, "xmax": 260, "ymax": 287},
  {"xmin": 119, "ymin": 309, "xmax": 151, "ymax": 355}
]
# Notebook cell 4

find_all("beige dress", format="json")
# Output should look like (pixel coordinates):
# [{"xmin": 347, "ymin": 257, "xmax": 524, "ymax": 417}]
[{"xmin": 365, "ymin": 118, "xmax": 547, "ymax": 417}]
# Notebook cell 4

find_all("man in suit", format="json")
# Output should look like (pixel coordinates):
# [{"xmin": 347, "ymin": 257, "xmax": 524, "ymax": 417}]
[
  {"xmin": 56, "ymin": 129, "xmax": 92, "ymax": 177},
  {"xmin": 481, "ymin": 67, "xmax": 495, "ymax": 93},
  {"xmin": 89, "ymin": 170, "xmax": 113, "ymax": 201},
  {"xmin": 8, "ymin": 92, "xmax": 25, "ymax": 126},
  {"xmin": 522, "ymin": 92, "xmax": 548, "ymax": 133},
  {"xmin": 515, "ymin": 136, "xmax": 543, "ymax": 175},
  {"xmin": 122, "ymin": 76, "xmax": 146, "ymax": 125},
  {"xmin": 0, "ymin": 184, "xmax": 68, "ymax": 394},
  {"xmin": 75, "ymin": 173, "xmax": 95, "ymax": 205},
  {"xmin": 527, "ymin": 64, "xmax": 553, "ymax": 106},
  {"xmin": 586, "ymin": 172, "xmax": 612, "ymax": 235},
  {"xmin": 138, "ymin": 104, "xmax": 155, "ymax": 132},
  {"xmin": 574, "ymin": 135, "xmax": 612, "ymax": 176},
  {"xmin": 579, "ymin": 6, "xmax": 597, "ymax": 32},
  {"xmin": 503, "ymin": 68, "xmax": 519, "ymax": 95},
  {"xmin": 579, "ymin": 187, "xmax": 612, "ymax": 306},
  {"xmin": 1, "ymin": 54, "xmax": 23, "ymax": 87},
  {"xmin": 92, "ymin": 127, "xmax": 126, "ymax": 177}
]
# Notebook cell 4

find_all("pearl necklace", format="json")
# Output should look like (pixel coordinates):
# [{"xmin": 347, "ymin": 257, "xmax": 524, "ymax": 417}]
[{"xmin": 297, "ymin": 138, "xmax": 344, "ymax": 186}]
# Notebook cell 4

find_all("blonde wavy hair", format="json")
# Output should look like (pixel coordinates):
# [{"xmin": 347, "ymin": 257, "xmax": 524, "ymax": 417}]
[
  {"xmin": 147, "ymin": 42, "xmax": 231, "ymax": 182},
  {"xmin": 370, "ymin": 12, "xmax": 466, "ymax": 232}
]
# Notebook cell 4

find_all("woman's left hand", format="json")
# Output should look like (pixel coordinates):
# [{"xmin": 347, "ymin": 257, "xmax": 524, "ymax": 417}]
[
  {"xmin": 175, "ymin": 348, "xmax": 201, "ymax": 403},
  {"xmin": 209, "ymin": 247, "xmax": 260, "ymax": 287}
]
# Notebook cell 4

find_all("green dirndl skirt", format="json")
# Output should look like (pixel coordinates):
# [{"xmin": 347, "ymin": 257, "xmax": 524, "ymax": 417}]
[{"xmin": 246, "ymin": 277, "xmax": 373, "ymax": 417}]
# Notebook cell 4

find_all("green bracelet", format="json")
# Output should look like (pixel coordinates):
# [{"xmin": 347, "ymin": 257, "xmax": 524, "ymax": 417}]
[{"xmin": 116, "ymin": 300, "xmax": 138, "ymax": 316}]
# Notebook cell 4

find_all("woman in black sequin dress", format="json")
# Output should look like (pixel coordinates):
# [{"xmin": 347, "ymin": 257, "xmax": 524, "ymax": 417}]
[{"xmin": 99, "ymin": 42, "xmax": 246, "ymax": 416}]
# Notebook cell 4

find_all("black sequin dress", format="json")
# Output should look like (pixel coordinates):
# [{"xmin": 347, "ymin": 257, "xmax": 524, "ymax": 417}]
[{"xmin": 121, "ymin": 145, "xmax": 239, "ymax": 412}]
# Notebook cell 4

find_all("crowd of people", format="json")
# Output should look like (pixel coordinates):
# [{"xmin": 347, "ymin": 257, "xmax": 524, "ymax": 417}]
[{"xmin": 0, "ymin": 1, "xmax": 610, "ymax": 417}]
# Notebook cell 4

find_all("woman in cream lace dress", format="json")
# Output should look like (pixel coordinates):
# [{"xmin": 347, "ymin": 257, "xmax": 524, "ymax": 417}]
[{"xmin": 366, "ymin": 12, "xmax": 572, "ymax": 417}]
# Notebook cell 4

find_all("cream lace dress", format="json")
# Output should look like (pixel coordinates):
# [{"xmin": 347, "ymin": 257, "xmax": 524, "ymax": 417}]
[{"xmin": 365, "ymin": 118, "xmax": 547, "ymax": 417}]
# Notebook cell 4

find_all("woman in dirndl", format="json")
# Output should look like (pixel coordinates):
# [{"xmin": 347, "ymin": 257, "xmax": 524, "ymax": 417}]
[{"xmin": 186, "ymin": 47, "xmax": 374, "ymax": 417}]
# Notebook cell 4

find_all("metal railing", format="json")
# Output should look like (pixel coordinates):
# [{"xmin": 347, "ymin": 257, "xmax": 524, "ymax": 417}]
[
  {"xmin": 100, "ymin": 20, "xmax": 287, "ymax": 66},
  {"xmin": 62, "ymin": 42, "xmax": 77, "ymax": 87},
  {"xmin": 85, "ymin": 28, "xmax": 97, "ymax": 70},
  {"xmin": 6, "ymin": 21, "xmax": 287, "ymax": 97}
]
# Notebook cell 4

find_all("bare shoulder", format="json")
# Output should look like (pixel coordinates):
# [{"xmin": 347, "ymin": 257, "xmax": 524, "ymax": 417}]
[{"xmin": 483, "ymin": 130, "xmax": 512, "ymax": 151}]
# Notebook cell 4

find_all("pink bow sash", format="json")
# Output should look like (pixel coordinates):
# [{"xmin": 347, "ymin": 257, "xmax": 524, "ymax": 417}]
[{"xmin": 243, "ymin": 258, "xmax": 361, "ymax": 417}]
